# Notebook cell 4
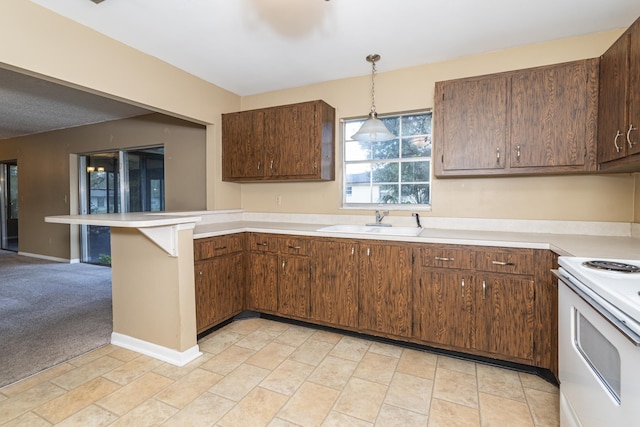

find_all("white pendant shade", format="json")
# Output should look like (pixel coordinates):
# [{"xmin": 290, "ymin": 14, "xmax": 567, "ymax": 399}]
[{"xmin": 351, "ymin": 112, "xmax": 396, "ymax": 142}]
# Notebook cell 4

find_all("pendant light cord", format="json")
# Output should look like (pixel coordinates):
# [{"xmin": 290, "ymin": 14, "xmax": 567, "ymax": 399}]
[{"xmin": 370, "ymin": 57, "xmax": 377, "ymax": 116}]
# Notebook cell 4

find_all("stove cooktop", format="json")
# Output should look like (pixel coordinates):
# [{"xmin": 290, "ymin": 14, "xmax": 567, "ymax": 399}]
[{"xmin": 559, "ymin": 256, "xmax": 640, "ymax": 328}]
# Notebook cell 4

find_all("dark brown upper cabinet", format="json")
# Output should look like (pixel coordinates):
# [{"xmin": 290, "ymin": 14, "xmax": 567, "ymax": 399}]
[
  {"xmin": 434, "ymin": 59, "xmax": 599, "ymax": 177},
  {"xmin": 598, "ymin": 16, "xmax": 640, "ymax": 172},
  {"xmin": 222, "ymin": 100, "xmax": 335, "ymax": 182}
]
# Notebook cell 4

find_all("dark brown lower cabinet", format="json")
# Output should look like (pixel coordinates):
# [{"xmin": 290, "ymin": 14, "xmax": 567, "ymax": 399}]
[
  {"xmin": 246, "ymin": 251, "xmax": 278, "ymax": 313},
  {"xmin": 278, "ymin": 254, "xmax": 310, "ymax": 318},
  {"xmin": 310, "ymin": 239, "xmax": 359, "ymax": 328},
  {"xmin": 358, "ymin": 241, "xmax": 413, "ymax": 337}
]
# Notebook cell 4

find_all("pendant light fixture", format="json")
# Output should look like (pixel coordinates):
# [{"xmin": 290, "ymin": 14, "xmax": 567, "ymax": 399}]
[{"xmin": 351, "ymin": 54, "xmax": 395, "ymax": 142}]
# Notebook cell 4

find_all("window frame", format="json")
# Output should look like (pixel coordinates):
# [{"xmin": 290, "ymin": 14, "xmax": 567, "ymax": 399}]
[{"xmin": 340, "ymin": 109, "xmax": 433, "ymax": 211}]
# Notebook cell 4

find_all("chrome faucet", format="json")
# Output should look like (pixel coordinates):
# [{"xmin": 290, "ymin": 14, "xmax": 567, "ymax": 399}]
[{"xmin": 367, "ymin": 210, "xmax": 391, "ymax": 227}]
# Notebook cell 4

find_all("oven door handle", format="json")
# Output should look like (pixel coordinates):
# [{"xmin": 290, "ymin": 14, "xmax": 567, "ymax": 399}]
[{"xmin": 553, "ymin": 269, "xmax": 640, "ymax": 347}]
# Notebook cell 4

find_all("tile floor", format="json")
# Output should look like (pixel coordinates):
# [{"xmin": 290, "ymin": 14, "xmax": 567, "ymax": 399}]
[{"xmin": 0, "ymin": 317, "xmax": 559, "ymax": 426}]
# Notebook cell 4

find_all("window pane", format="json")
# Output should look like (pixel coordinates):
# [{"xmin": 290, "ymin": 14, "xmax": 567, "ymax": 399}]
[
  {"xmin": 345, "ymin": 164, "xmax": 371, "ymax": 184},
  {"xmin": 373, "ymin": 139, "xmax": 399, "ymax": 160},
  {"xmin": 376, "ymin": 184, "xmax": 399, "ymax": 204},
  {"xmin": 401, "ymin": 161, "xmax": 430, "ymax": 182},
  {"xmin": 373, "ymin": 162, "xmax": 398, "ymax": 183},
  {"xmin": 403, "ymin": 114, "xmax": 432, "ymax": 135},
  {"xmin": 345, "ymin": 184, "xmax": 372, "ymax": 203},
  {"xmin": 402, "ymin": 136, "xmax": 432, "ymax": 158},
  {"xmin": 345, "ymin": 140, "xmax": 371, "ymax": 161},
  {"xmin": 381, "ymin": 117, "xmax": 400, "ymax": 135},
  {"xmin": 345, "ymin": 120, "xmax": 365, "ymax": 140},
  {"xmin": 401, "ymin": 184, "xmax": 430, "ymax": 204}
]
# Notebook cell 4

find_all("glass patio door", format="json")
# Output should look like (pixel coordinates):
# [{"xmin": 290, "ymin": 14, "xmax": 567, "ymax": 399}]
[
  {"xmin": 79, "ymin": 148, "xmax": 164, "ymax": 264},
  {"xmin": 0, "ymin": 161, "xmax": 18, "ymax": 252}
]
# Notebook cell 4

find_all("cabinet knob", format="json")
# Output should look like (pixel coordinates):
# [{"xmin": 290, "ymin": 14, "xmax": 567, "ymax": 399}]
[
  {"xmin": 614, "ymin": 130, "xmax": 623, "ymax": 153},
  {"xmin": 627, "ymin": 124, "xmax": 637, "ymax": 148}
]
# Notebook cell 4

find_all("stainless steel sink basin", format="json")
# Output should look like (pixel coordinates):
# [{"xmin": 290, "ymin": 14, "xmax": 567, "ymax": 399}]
[{"xmin": 316, "ymin": 224, "xmax": 423, "ymax": 237}]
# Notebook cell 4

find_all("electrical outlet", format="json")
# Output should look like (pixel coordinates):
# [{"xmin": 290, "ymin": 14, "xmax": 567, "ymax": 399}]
[{"xmin": 275, "ymin": 195, "xmax": 282, "ymax": 206}]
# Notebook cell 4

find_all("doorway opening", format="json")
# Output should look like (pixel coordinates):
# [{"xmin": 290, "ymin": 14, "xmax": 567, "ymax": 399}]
[
  {"xmin": 79, "ymin": 147, "xmax": 164, "ymax": 265},
  {"xmin": 0, "ymin": 161, "xmax": 18, "ymax": 252}
]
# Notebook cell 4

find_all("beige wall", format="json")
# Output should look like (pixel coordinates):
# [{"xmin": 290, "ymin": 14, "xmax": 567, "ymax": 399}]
[
  {"xmin": 0, "ymin": 114, "xmax": 207, "ymax": 259},
  {"xmin": 239, "ymin": 29, "xmax": 639, "ymax": 223}
]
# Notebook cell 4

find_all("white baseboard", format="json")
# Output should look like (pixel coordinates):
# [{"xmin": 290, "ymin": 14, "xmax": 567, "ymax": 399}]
[{"xmin": 111, "ymin": 332, "xmax": 202, "ymax": 367}]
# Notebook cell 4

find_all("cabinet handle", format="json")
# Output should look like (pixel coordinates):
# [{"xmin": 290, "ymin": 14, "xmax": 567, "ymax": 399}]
[
  {"xmin": 282, "ymin": 259, "xmax": 286, "ymax": 274},
  {"xmin": 270, "ymin": 160, "xmax": 274, "ymax": 172},
  {"xmin": 256, "ymin": 242, "xmax": 268, "ymax": 247},
  {"xmin": 314, "ymin": 161, "xmax": 318, "ymax": 170},
  {"xmin": 257, "ymin": 161, "xmax": 261, "ymax": 171},
  {"xmin": 516, "ymin": 145, "xmax": 521, "ymax": 162},
  {"xmin": 434, "ymin": 256, "xmax": 454, "ymax": 262},
  {"xmin": 367, "ymin": 248, "xmax": 370, "ymax": 257},
  {"xmin": 496, "ymin": 147, "xmax": 500, "ymax": 163},
  {"xmin": 461, "ymin": 278, "xmax": 465, "ymax": 298},
  {"xmin": 288, "ymin": 245, "xmax": 302, "ymax": 250},
  {"xmin": 214, "ymin": 246, "xmax": 227, "ymax": 251},
  {"xmin": 482, "ymin": 280, "xmax": 486, "ymax": 300},
  {"xmin": 627, "ymin": 124, "xmax": 637, "ymax": 148},
  {"xmin": 351, "ymin": 247, "xmax": 355, "ymax": 256},
  {"xmin": 614, "ymin": 130, "xmax": 623, "ymax": 153},
  {"xmin": 198, "ymin": 270, "xmax": 203, "ymax": 276},
  {"xmin": 492, "ymin": 260, "xmax": 515, "ymax": 266}
]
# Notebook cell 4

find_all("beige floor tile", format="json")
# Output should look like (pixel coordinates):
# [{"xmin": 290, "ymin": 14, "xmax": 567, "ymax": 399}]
[
  {"xmin": 260, "ymin": 360, "xmax": 315, "ymax": 396},
  {"xmin": 0, "ymin": 363, "xmax": 75, "ymax": 397},
  {"xmin": 222, "ymin": 317, "xmax": 271, "ymax": 335},
  {"xmin": 246, "ymin": 342, "xmax": 296, "ymax": 370},
  {"xmin": 428, "ymin": 398, "xmax": 480, "ymax": 427},
  {"xmin": 50, "ymin": 356, "xmax": 123, "ymax": 390},
  {"xmin": 268, "ymin": 417, "xmax": 302, "ymax": 427},
  {"xmin": 155, "ymin": 368, "xmax": 223, "ymax": 409},
  {"xmin": 66, "ymin": 345, "xmax": 116, "ymax": 367},
  {"xmin": 152, "ymin": 352, "xmax": 213, "ymax": 381},
  {"xmin": 260, "ymin": 320, "xmax": 293, "ymax": 334},
  {"xmin": 162, "ymin": 392, "xmax": 235, "ymax": 426},
  {"xmin": 235, "ymin": 328, "xmax": 283, "ymax": 351},
  {"xmin": 198, "ymin": 330, "xmax": 244, "ymax": 355},
  {"xmin": 353, "ymin": 352, "xmax": 398, "ymax": 385},
  {"xmin": 0, "ymin": 411, "xmax": 51, "ymax": 427},
  {"xmin": 105, "ymin": 347, "xmax": 143, "ymax": 363},
  {"xmin": 309, "ymin": 329, "xmax": 344, "ymax": 345},
  {"xmin": 322, "ymin": 410, "xmax": 374, "ymax": 426},
  {"xmin": 477, "ymin": 364, "xmax": 525, "ymax": 401},
  {"xmin": 274, "ymin": 325, "xmax": 315, "ymax": 347},
  {"xmin": 396, "ymin": 349, "xmax": 437, "ymax": 380},
  {"xmin": 307, "ymin": 355, "xmax": 358, "ymax": 390},
  {"xmin": 199, "ymin": 345, "xmax": 256, "ymax": 375},
  {"xmin": 524, "ymin": 388, "xmax": 560, "ymax": 427},
  {"xmin": 54, "ymin": 404, "xmax": 119, "ymax": 427},
  {"xmin": 209, "ymin": 363, "xmax": 270, "ymax": 401},
  {"xmin": 218, "ymin": 387, "xmax": 288, "ymax": 427},
  {"xmin": 375, "ymin": 403, "xmax": 428, "ymax": 426},
  {"xmin": 34, "ymin": 376, "xmax": 120, "ymax": 424},
  {"xmin": 0, "ymin": 382, "xmax": 66, "ymax": 424},
  {"xmin": 329, "ymin": 336, "xmax": 371, "ymax": 362},
  {"xmin": 437, "ymin": 356, "xmax": 477, "ymax": 376},
  {"xmin": 519, "ymin": 373, "xmax": 559, "ymax": 394},
  {"xmin": 278, "ymin": 382, "xmax": 340, "ymax": 426},
  {"xmin": 479, "ymin": 393, "xmax": 534, "ymax": 427},
  {"xmin": 368, "ymin": 341, "xmax": 404, "ymax": 358},
  {"xmin": 101, "ymin": 355, "xmax": 163, "ymax": 385},
  {"xmin": 433, "ymin": 367, "xmax": 479, "ymax": 409},
  {"xmin": 289, "ymin": 338, "xmax": 336, "ymax": 366},
  {"xmin": 384, "ymin": 372, "xmax": 433, "ymax": 415},
  {"xmin": 334, "ymin": 377, "xmax": 388, "ymax": 423},
  {"xmin": 96, "ymin": 371, "xmax": 173, "ymax": 416},
  {"xmin": 109, "ymin": 399, "xmax": 178, "ymax": 427}
]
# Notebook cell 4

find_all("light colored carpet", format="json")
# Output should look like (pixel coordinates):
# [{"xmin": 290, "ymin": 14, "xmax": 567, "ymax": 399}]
[{"xmin": 0, "ymin": 250, "xmax": 112, "ymax": 388}]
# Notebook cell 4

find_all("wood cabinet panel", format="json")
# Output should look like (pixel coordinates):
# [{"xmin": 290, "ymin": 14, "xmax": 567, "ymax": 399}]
[
  {"xmin": 221, "ymin": 110, "xmax": 265, "ymax": 179},
  {"xmin": 474, "ymin": 248, "xmax": 534, "ymax": 275},
  {"xmin": 421, "ymin": 246, "xmax": 474, "ymax": 270},
  {"xmin": 195, "ymin": 234, "xmax": 245, "ymax": 261},
  {"xmin": 311, "ymin": 239, "xmax": 359, "ymax": 328},
  {"xmin": 278, "ymin": 255, "xmax": 310, "ymax": 318},
  {"xmin": 510, "ymin": 60, "xmax": 598, "ymax": 169},
  {"xmin": 246, "ymin": 251, "xmax": 278, "ymax": 312},
  {"xmin": 630, "ymin": 20, "xmax": 640, "ymax": 156},
  {"xmin": 358, "ymin": 242, "xmax": 413, "ymax": 337}
]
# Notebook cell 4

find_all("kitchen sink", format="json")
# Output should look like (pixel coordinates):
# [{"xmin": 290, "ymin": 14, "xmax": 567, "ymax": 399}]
[{"xmin": 316, "ymin": 224, "xmax": 423, "ymax": 237}]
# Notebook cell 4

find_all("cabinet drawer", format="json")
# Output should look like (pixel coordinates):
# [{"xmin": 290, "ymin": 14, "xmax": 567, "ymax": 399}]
[
  {"xmin": 422, "ymin": 246, "xmax": 474, "ymax": 270},
  {"xmin": 474, "ymin": 248, "xmax": 534, "ymax": 275},
  {"xmin": 248, "ymin": 234, "xmax": 279, "ymax": 253},
  {"xmin": 279, "ymin": 237, "xmax": 311, "ymax": 256},
  {"xmin": 194, "ymin": 234, "xmax": 244, "ymax": 260}
]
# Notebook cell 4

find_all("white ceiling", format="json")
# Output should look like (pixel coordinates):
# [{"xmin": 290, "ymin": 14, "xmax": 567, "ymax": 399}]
[{"xmin": 3, "ymin": 0, "xmax": 640, "ymax": 140}]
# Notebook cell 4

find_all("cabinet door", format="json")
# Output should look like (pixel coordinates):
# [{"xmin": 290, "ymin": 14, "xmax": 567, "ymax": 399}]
[
  {"xmin": 358, "ymin": 242, "xmax": 413, "ymax": 337},
  {"xmin": 474, "ymin": 275, "xmax": 535, "ymax": 361},
  {"xmin": 222, "ymin": 110, "xmax": 265, "ymax": 179},
  {"xmin": 264, "ymin": 102, "xmax": 318, "ymax": 178},
  {"xmin": 510, "ymin": 60, "xmax": 597, "ymax": 169},
  {"xmin": 247, "ymin": 252, "xmax": 278, "ymax": 312},
  {"xmin": 598, "ymin": 33, "xmax": 630, "ymax": 163},
  {"xmin": 414, "ymin": 270, "xmax": 473, "ymax": 349},
  {"xmin": 311, "ymin": 239, "xmax": 359, "ymax": 328},
  {"xmin": 194, "ymin": 260, "xmax": 215, "ymax": 333},
  {"xmin": 628, "ymin": 19, "xmax": 640, "ymax": 156},
  {"xmin": 435, "ymin": 76, "xmax": 508, "ymax": 174},
  {"xmin": 278, "ymin": 254, "xmax": 310, "ymax": 318}
]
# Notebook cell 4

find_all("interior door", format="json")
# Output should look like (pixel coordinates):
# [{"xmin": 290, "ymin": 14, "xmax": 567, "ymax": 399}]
[{"xmin": 1, "ymin": 161, "xmax": 18, "ymax": 251}]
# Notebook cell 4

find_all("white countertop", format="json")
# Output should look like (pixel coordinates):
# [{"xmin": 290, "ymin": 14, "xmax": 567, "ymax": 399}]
[
  {"xmin": 45, "ymin": 212, "xmax": 202, "ymax": 228},
  {"xmin": 193, "ymin": 220, "xmax": 640, "ymax": 259}
]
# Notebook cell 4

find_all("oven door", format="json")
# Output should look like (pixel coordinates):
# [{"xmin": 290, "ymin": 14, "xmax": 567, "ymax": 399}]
[{"xmin": 558, "ymin": 273, "xmax": 640, "ymax": 427}]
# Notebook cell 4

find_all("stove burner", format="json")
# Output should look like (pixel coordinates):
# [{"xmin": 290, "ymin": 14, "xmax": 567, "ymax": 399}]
[{"xmin": 582, "ymin": 260, "xmax": 640, "ymax": 273}]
